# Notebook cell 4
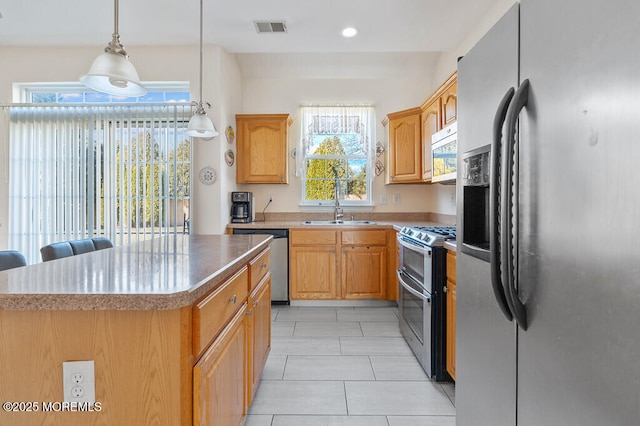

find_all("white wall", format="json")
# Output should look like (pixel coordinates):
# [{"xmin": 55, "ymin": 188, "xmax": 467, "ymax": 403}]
[{"xmin": 0, "ymin": 45, "xmax": 240, "ymax": 248}]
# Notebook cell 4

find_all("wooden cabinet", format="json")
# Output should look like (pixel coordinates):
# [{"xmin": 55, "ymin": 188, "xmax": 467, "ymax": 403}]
[
  {"xmin": 421, "ymin": 97, "xmax": 441, "ymax": 181},
  {"xmin": 247, "ymin": 273, "xmax": 271, "ymax": 406},
  {"xmin": 384, "ymin": 72, "xmax": 457, "ymax": 184},
  {"xmin": 290, "ymin": 228, "xmax": 392, "ymax": 300},
  {"xmin": 341, "ymin": 230, "xmax": 387, "ymax": 299},
  {"xmin": 193, "ymin": 305, "xmax": 247, "ymax": 426},
  {"xmin": 445, "ymin": 249, "xmax": 457, "ymax": 380},
  {"xmin": 236, "ymin": 114, "xmax": 291, "ymax": 184},
  {"xmin": 384, "ymin": 107, "xmax": 422, "ymax": 184}
]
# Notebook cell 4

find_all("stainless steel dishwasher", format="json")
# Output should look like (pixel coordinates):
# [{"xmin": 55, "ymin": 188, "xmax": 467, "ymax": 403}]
[{"xmin": 231, "ymin": 228, "xmax": 289, "ymax": 304}]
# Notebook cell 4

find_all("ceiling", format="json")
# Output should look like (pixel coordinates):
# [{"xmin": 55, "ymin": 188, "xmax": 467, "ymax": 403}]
[{"xmin": 0, "ymin": 0, "xmax": 501, "ymax": 53}]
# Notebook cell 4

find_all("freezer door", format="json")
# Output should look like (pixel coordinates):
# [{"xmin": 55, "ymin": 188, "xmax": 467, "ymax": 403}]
[
  {"xmin": 518, "ymin": 0, "xmax": 640, "ymax": 424},
  {"xmin": 455, "ymin": 4, "xmax": 519, "ymax": 426}
]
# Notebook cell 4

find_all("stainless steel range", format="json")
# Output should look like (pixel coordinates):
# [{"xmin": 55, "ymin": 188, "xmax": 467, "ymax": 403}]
[{"xmin": 397, "ymin": 225, "xmax": 456, "ymax": 381}]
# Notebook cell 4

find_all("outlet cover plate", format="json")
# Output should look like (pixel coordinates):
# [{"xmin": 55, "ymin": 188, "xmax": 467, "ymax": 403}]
[{"xmin": 63, "ymin": 360, "xmax": 95, "ymax": 403}]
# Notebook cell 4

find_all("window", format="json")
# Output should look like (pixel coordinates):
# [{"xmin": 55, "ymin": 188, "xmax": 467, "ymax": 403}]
[
  {"xmin": 298, "ymin": 106, "xmax": 375, "ymax": 206},
  {"xmin": 4, "ymin": 99, "xmax": 192, "ymax": 264}
]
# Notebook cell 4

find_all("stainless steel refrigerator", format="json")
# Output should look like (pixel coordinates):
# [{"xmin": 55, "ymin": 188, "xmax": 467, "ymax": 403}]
[{"xmin": 456, "ymin": 1, "xmax": 640, "ymax": 425}]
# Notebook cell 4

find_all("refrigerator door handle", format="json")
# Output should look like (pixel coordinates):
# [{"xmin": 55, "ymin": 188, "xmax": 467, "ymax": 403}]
[
  {"xmin": 502, "ymin": 78, "xmax": 530, "ymax": 331},
  {"xmin": 490, "ymin": 87, "xmax": 516, "ymax": 322}
]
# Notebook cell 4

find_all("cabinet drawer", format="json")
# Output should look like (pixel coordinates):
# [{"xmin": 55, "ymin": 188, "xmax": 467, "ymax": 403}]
[
  {"xmin": 290, "ymin": 229, "xmax": 337, "ymax": 245},
  {"xmin": 193, "ymin": 266, "xmax": 249, "ymax": 356},
  {"xmin": 446, "ymin": 251, "xmax": 456, "ymax": 283},
  {"xmin": 250, "ymin": 248, "xmax": 270, "ymax": 293},
  {"xmin": 341, "ymin": 230, "xmax": 387, "ymax": 246}
]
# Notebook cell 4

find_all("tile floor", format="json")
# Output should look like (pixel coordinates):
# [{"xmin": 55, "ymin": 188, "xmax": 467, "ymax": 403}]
[{"xmin": 245, "ymin": 305, "xmax": 456, "ymax": 426}]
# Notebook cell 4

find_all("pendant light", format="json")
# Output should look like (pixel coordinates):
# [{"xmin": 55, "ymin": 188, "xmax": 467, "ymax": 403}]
[
  {"xmin": 80, "ymin": 0, "xmax": 146, "ymax": 97},
  {"xmin": 184, "ymin": 0, "xmax": 219, "ymax": 139}
]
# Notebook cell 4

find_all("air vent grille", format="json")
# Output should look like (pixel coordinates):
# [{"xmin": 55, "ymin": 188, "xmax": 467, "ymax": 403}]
[{"xmin": 254, "ymin": 21, "xmax": 287, "ymax": 34}]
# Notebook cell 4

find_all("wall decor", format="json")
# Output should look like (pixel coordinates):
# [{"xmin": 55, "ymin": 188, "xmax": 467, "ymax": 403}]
[
  {"xmin": 225, "ymin": 126, "xmax": 235, "ymax": 144},
  {"xmin": 225, "ymin": 150, "xmax": 235, "ymax": 166},
  {"xmin": 198, "ymin": 166, "xmax": 217, "ymax": 185},
  {"xmin": 375, "ymin": 159, "xmax": 385, "ymax": 176},
  {"xmin": 376, "ymin": 141, "xmax": 385, "ymax": 157}
]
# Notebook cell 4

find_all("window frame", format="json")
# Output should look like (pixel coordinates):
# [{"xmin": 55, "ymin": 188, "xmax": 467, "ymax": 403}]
[{"xmin": 298, "ymin": 106, "xmax": 375, "ymax": 208}]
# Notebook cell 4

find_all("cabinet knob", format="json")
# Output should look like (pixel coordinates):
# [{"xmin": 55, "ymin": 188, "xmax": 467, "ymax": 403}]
[
  {"xmin": 247, "ymin": 309, "xmax": 253, "ymax": 316},
  {"xmin": 262, "ymin": 263, "xmax": 267, "ymax": 269},
  {"xmin": 229, "ymin": 294, "xmax": 237, "ymax": 304},
  {"xmin": 253, "ymin": 301, "xmax": 258, "ymax": 308}
]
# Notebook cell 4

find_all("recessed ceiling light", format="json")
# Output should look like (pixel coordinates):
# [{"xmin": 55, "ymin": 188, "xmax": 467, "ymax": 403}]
[{"xmin": 342, "ymin": 27, "xmax": 358, "ymax": 38}]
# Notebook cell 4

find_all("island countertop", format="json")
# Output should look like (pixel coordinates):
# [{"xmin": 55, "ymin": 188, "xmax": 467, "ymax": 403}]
[{"xmin": 0, "ymin": 234, "xmax": 272, "ymax": 311}]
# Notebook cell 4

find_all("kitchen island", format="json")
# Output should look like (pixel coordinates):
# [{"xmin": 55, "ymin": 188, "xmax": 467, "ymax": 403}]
[{"xmin": 0, "ymin": 234, "xmax": 273, "ymax": 426}]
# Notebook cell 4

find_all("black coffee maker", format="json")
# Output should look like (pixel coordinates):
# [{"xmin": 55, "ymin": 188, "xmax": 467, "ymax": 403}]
[{"xmin": 230, "ymin": 192, "xmax": 253, "ymax": 223}]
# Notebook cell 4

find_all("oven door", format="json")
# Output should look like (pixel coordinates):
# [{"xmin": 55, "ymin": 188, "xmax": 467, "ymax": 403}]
[
  {"xmin": 397, "ymin": 236, "xmax": 432, "ymax": 290},
  {"xmin": 397, "ymin": 270, "xmax": 432, "ymax": 377}
]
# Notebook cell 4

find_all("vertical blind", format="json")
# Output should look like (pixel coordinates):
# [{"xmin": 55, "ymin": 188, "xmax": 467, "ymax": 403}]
[{"xmin": 3, "ymin": 104, "xmax": 192, "ymax": 264}]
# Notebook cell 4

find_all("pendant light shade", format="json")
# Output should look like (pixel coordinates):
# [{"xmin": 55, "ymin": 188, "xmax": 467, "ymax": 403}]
[
  {"xmin": 80, "ymin": 0, "xmax": 146, "ymax": 97},
  {"xmin": 185, "ymin": 102, "xmax": 219, "ymax": 138},
  {"xmin": 184, "ymin": 0, "xmax": 218, "ymax": 139}
]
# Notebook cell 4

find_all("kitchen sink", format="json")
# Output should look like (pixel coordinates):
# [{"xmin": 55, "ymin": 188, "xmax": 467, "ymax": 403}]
[{"xmin": 301, "ymin": 220, "xmax": 376, "ymax": 225}]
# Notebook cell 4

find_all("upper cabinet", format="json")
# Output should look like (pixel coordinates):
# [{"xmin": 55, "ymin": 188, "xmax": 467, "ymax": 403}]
[
  {"xmin": 236, "ymin": 114, "xmax": 292, "ymax": 184},
  {"xmin": 384, "ymin": 107, "xmax": 423, "ymax": 184},
  {"xmin": 385, "ymin": 72, "xmax": 457, "ymax": 184}
]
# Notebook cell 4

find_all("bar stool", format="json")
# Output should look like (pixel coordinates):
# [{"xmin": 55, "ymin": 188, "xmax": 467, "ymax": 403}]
[
  {"xmin": 69, "ymin": 239, "xmax": 96, "ymax": 255},
  {"xmin": 0, "ymin": 250, "xmax": 27, "ymax": 271},
  {"xmin": 91, "ymin": 238, "xmax": 114, "ymax": 250},
  {"xmin": 40, "ymin": 242, "xmax": 74, "ymax": 262}
]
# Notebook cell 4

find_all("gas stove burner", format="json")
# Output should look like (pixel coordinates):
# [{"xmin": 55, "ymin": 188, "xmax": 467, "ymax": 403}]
[{"xmin": 399, "ymin": 225, "xmax": 457, "ymax": 247}]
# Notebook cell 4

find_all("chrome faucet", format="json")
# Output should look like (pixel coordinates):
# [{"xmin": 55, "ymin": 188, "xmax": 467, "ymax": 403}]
[{"xmin": 334, "ymin": 182, "xmax": 343, "ymax": 221}]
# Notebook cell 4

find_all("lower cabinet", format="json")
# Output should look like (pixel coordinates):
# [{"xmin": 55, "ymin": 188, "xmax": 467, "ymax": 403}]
[
  {"xmin": 193, "ymin": 305, "xmax": 247, "ymax": 426},
  {"xmin": 342, "ymin": 245, "xmax": 386, "ymax": 299},
  {"xmin": 446, "ymin": 250, "xmax": 457, "ymax": 380},
  {"xmin": 247, "ymin": 273, "xmax": 271, "ymax": 406},
  {"xmin": 289, "ymin": 228, "xmax": 391, "ymax": 300}
]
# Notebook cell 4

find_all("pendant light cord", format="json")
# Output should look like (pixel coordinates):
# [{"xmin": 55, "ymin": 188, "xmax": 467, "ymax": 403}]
[
  {"xmin": 198, "ymin": 0, "xmax": 204, "ymax": 108},
  {"xmin": 114, "ymin": 0, "xmax": 119, "ymax": 37}
]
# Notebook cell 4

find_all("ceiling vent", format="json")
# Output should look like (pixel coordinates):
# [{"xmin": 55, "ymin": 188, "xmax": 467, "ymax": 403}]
[{"xmin": 254, "ymin": 21, "xmax": 287, "ymax": 34}]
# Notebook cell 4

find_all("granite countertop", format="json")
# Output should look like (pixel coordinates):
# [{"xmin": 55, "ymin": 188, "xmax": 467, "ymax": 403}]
[
  {"xmin": 444, "ymin": 240, "xmax": 457, "ymax": 253},
  {"xmin": 0, "ymin": 234, "xmax": 272, "ymax": 311}
]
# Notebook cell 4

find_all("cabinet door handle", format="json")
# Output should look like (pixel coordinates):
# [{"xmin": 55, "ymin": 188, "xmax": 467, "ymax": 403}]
[
  {"xmin": 253, "ymin": 301, "xmax": 258, "ymax": 307},
  {"xmin": 262, "ymin": 262, "xmax": 267, "ymax": 269},
  {"xmin": 247, "ymin": 309, "xmax": 253, "ymax": 316},
  {"xmin": 229, "ymin": 295, "xmax": 237, "ymax": 304}
]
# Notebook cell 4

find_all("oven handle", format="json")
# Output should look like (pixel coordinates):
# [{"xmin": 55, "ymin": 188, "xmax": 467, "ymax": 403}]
[
  {"xmin": 396, "ymin": 235, "xmax": 432, "ymax": 258},
  {"xmin": 397, "ymin": 270, "xmax": 431, "ymax": 303},
  {"xmin": 490, "ymin": 87, "xmax": 515, "ymax": 322}
]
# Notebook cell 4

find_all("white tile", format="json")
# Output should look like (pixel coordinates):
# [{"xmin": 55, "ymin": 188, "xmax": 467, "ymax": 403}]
[
  {"xmin": 283, "ymin": 356, "xmax": 374, "ymax": 380},
  {"xmin": 272, "ymin": 321, "xmax": 295, "ymax": 337},
  {"xmin": 340, "ymin": 337, "xmax": 413, "ymax": 356},
  {"xmin": 249, "ymin": 381, "xmax": 347, "ymax": 415},
  {"xmin": 369, "ymin": 355, "xmax": 430, "ymax": 381},
  {"xmin": 261, "ymin": 355, "xmax": 287, "ymax": 380},
  {"xmin": 272, "ymin": 415, "xmax": 388, "ymax": 426},
  {"xmin": 359, "ymin": 321, "xmax": 402, "ymax": 337},
  {"xmin": 387, "ymin": 416, "xmax": 456, "ymax": 426},
  {"xmin": 294, "ymin": 321, "xmax": 363, "ymax": 337},
  {"xmin": 244, "ymin": 414, "xmax": 274, "ymax": 426},
  {"xmin": 345, "ymin": 381, "xmax": 456, "ymax": 416},
  {"xmin": 275, "ymin": 307, "xmax": 338, "ymax": 322},
  {"xmin": 271, "ymin": 336, "xmax": 341, "ymax": 356},
  {"xmin": 337, "ymin": 310, "xmax": 398, "ymax": 322}
]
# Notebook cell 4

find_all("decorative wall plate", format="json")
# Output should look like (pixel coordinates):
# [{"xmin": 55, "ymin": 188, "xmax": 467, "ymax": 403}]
[
  {"xmin": 225, "ymin": 150, "xmax": 235, "ymax": 166},
  {"xmin": 375, "ymin": 159, "xmax": 385, "ymax": 176},
  {"xmin": 225, "ymin": 126, "xmax": 235, "ymax": 144},
  {"xmin": 199, "ymin": 166, "xmax": 217, "ymax": 185},
  {"xmin": 376, "ymin": 141, "xmax": 385, "ymax": 157}
]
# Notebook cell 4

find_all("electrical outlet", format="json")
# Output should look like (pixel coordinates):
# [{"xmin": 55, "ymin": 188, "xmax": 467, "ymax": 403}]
[
  {"xmin": 63, "ymin": 360, "xmax": 95, "ymax": 403},
  {"xmin": 392, "ymin": 194, "xmax": 401, "ymax": 204},
  {"xmin": 379, "ymin": 194, "xmax": 387, "ymax": 205}
]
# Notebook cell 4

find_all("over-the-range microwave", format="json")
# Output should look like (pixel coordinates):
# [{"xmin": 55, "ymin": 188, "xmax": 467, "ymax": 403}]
[{"xmin": 431, "ymin": 122, "xmax": 457, "ymax": 183}]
